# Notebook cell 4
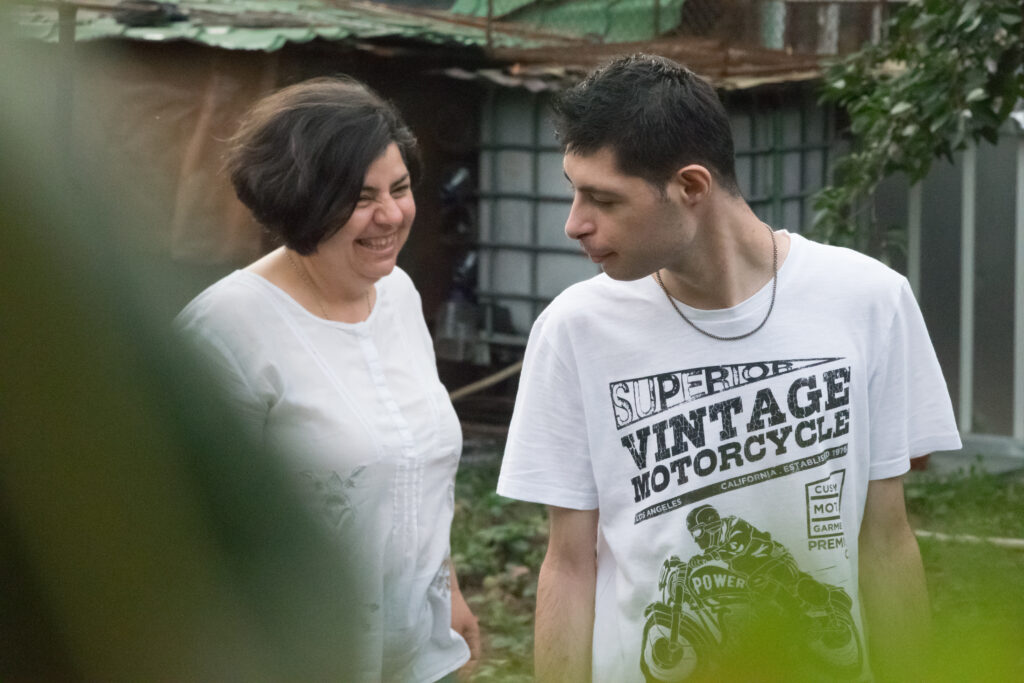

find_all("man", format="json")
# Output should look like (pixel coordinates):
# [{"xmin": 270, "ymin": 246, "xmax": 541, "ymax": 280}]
[{"xmin": 497, "ymin": 54, "xmax": 961, "ymax": 682}]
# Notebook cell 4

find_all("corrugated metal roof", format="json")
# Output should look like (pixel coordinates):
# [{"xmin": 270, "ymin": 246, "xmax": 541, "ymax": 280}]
[
  {"xmin": 450, "ymin": 0, "xmax": 687, "ymax": 43},
  {"xmin": 12, "ymin": 0, "xmax": 584, "ymax": 51},
  {"xmin": 449, "ymin": 0, "xmax": 535, "ymax": 19},
  {"xmin": 445, "ymin": 36, "xmax": 824, "ymax": 91},
  {"xmin": 13, "ymin": 1, "xmax": 824, "ymax": 90}
]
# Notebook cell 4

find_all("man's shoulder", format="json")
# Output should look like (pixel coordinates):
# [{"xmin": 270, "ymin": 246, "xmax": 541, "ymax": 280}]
[
  {"xmin": 798, "ymin": 235, "xmax": 900, "ymax": 277},
  {"xmin": 541, "ymin": 272, "xmax": 643, "ymax": 323},
  {"xmin": 527, "ymin": 273, "xmax": 651, "ymax": 352},
  {"xmin": 793, "ymin": 234, "xmax": 908, "ymax": 298}
]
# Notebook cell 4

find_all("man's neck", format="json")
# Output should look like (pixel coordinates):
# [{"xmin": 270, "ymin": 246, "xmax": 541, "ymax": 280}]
[{"xmin": 658, "ymin": 199, "xmax": 790, "ymax": 310}]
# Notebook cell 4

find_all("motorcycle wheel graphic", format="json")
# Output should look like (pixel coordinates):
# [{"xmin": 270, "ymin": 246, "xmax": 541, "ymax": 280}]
[
  {"xmin": 640, "ymin": 605, "xmax": 709, "ymax": 683},
  {"xmin": 807, "ymin": 611, "xmax": 862, "ymax": 674}
]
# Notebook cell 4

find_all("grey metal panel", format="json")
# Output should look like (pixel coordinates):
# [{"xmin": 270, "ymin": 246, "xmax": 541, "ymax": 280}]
[
  {"xmin": 493, "ymin": 250, "xmax": 533, "ymax": 296},
  {"xmin": 537, "ymin": 150, "xmax": 571, "ymax": 198},
  {"xmin": 493, "ymin": 198, "xmax": 534, "ymax": 244},
  {"xmin": 537, "ymin": 202, "xmax": 573, "ymax": 248},
  {"xmin": 493, "ymin": 92, "xmax": 536, "ymax": 145},
  {"xmin": 960, "ymin": 144, "xmax": 976, "ymax": 431},
  {"xmin": 1015, "ymin": 136, "xmax": 1024, "ymax": 440},
  {"xmin": 782, "ymin": 151, "xmax": 803, "ymax": 195},
  {"xmin": 973, "ymin": 135, "xmax": 1017, "ymax": 436},
  {"xmin": 731, "ymin": 113, "xmax": 753, "ymax": 149},
  {"xmin": 492, "ymin": 150, "xmax": 535, "ymax": 194},
  {"xmin": 919, "ymin": 156, "xmax": 963, "ymax": 423},
  {"xmin": 537, "ymin": 252, "xmax": 599, "ymax": 298}
]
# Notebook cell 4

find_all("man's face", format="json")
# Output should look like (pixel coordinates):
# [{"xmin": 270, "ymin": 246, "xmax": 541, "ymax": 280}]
[{"xmin": 563, "ymin": 147, "xmax": 689, "ymax": 281}]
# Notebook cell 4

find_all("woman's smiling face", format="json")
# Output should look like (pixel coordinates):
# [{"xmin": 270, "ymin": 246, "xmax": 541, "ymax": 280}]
[{"xmin": 319, "ymin": 142, "xmax": 415, "ymax": 284}]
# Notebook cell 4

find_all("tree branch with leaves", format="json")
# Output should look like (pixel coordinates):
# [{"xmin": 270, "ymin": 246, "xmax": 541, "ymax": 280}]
[{"xmin": 810, "ymin": 0, "xmax": 1024, "ymax": 262}]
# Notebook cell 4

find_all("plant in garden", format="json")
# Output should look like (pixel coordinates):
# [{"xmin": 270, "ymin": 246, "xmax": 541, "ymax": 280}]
[
  {"xmin": 907, "ymin": 465, "xmax": 1024, "ymax": 680},
  {"xmin": 452, "ymin": 459, "xmax": 547, "ymax": 681},
  {"xmin": 811, "ymin": 0, "xmax": 1024, "ymax": 261},
  {"xmin": 905, "ymin": 460, "xmax": 1024, "ymax": 538}
]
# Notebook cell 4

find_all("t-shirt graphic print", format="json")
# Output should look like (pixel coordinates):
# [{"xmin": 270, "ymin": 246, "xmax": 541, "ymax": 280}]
[
  {"xmin": 614, "ymin": 357, "xmax": 863, "ymax": 681},
  {"xmin": 616, "ymin": 358, "xmax": 850, "ymax": 523},
  {"xmin": 640, "ymin": 504, "xmax": 861, "ymax": 682},
  {"xmin": 498, "ymin": 234, "xmax": 962, "ymax": 683}
]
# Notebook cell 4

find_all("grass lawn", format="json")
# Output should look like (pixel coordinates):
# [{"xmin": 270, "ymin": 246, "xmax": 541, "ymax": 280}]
[
  {"xmin": 452, "ymin": 433, "xmax": 1024, "ymax": 682},
  {"xmin": 905, "ymin": 461, "xmax": 1024, "ymax": 681}
]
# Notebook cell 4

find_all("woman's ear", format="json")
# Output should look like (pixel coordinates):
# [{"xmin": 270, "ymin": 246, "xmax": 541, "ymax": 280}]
[{"xmin": 672, "ymin": 164, "xmax": 713, "ymax": 205}]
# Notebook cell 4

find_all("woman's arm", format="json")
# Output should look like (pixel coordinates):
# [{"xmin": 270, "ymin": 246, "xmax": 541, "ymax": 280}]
[{"xmin": 450, "ymin": 559, "xmax": 480, "ymax": 674}]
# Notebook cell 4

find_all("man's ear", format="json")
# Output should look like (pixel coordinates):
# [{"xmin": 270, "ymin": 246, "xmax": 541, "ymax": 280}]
[{"xmin": 672, "ymin": 165, "xmax": 713, "ymax": 204}]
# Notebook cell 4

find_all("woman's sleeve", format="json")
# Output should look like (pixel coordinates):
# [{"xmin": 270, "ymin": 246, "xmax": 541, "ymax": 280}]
[{"xmin": 175, "ymin": 314, "xmax": 268, "ymax": 443}]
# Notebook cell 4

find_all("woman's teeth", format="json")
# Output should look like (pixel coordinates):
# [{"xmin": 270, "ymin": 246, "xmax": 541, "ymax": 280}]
[{"xmin": 358, "ymin": 235, "xmax": 394, "ymax": 250}]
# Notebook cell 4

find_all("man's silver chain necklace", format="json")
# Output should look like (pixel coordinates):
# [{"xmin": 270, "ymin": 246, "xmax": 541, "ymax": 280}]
[{"xmin": 652, "ymin": 224, "xmax": 777, "ymax": 342}]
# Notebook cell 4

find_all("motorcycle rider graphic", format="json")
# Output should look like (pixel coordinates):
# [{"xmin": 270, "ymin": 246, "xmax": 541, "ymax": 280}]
[{"xmin": 641, "ymin": 505, "xmax": 862, "ymax": 682}]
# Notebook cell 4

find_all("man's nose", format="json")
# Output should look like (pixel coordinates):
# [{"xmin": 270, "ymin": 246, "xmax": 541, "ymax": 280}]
[{"xmin": 564, "ymin": 197, "xmax": 593, "ymax": 240}]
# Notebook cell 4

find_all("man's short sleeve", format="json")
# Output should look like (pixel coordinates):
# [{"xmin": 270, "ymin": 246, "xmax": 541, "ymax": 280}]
[
  {"xmin": 497, "ymin": 313, "xmax": 598, "ymax": 509},
  {"xmin": 867, "ymin": 280, "xmax": 961, "ymax": 479}
]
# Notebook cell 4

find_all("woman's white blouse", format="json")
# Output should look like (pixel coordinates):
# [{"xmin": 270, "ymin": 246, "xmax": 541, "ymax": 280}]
[{"xmin": 176, "ymin": 266, "xmax": 470, "ymax": 682}]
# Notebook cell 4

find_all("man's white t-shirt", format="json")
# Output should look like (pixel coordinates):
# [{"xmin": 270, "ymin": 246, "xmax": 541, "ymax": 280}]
[
  {"xmin": 498, "ymin": 233, "xmax": 960, "ymax": 682},
  {"xmin": 176, "ymin": 266, "xmax": 470, "ymax": 683}
]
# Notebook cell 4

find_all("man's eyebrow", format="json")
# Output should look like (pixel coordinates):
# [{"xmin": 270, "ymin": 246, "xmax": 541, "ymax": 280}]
[{"xmin": 565, "ymin": 175, "xmax": 625, "ymax": 198}]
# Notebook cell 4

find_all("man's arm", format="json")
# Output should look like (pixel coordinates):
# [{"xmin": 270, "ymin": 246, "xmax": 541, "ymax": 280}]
[
  {"xmin": 535, "ymin": 506, "xmax": 599, "ymax": 683},
  {"xmin": 858, "ymin": 475, "xmax": 930, "ymax": 681}
]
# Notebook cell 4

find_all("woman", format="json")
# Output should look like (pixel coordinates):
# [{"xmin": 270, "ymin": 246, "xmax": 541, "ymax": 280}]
[{"xmin": 176, "ymin": 77, "xmax": 479, "ymax": 682}]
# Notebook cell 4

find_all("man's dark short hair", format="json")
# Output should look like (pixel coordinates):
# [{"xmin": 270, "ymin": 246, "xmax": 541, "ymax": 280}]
[
  {"xmin": 226, "ymin": 76, "xmax": 421, "ymax": 255},
  {"xmin": 550, "ymin": 54, "xmax": 740, "ymax": 195}
]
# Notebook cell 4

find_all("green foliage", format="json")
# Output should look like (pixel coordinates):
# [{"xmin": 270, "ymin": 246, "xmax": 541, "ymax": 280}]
[
  {"xmin": 905, "ymin": 459, "xmax": 1024, "ymax": 537},
  {"xmin": 452, "ymin": 463, "xmax": 548, "ymax": 586},
  {"xmin": 452, "ymin": 451, "xmax": 547, "ymax": 681},
  {"xmin": 811, "ymin": 0, "xmax": 1024, "ymax": 260},
  {"xmin": 918, "ymin": 536, "xmax": 1024, "ymax": 680},
  {"xmin": 909, "ymin": 464, "xmax": 1024, "ymax": 681}
]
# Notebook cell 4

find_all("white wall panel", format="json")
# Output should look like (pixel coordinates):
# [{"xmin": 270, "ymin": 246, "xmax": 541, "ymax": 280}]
[
  {"xmin": 537, "ymin": 253, "xmax": 600, "ymax": 299},
  {"xmin": 493, "ymin": 199, "xmax": 533, "ymax": 244},
  {"xmin": 537, "ymin": 202, "xmax": 573, "ymax": 248}
]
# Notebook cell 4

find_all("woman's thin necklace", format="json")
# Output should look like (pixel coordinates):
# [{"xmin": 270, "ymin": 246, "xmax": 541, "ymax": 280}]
[
  {"xmin": 653, "ymin": 223, "xmax": 777, "ymax": 342},
  {"xmin": 285, "ymin": 250, "xmax": 371, "ymax": 321}
]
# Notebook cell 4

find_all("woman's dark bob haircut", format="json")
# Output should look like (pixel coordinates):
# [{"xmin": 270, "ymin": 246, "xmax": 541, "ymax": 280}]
[{"xmin": 226, "ymin": 76, "xmax": 421, "ymax": 255}]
